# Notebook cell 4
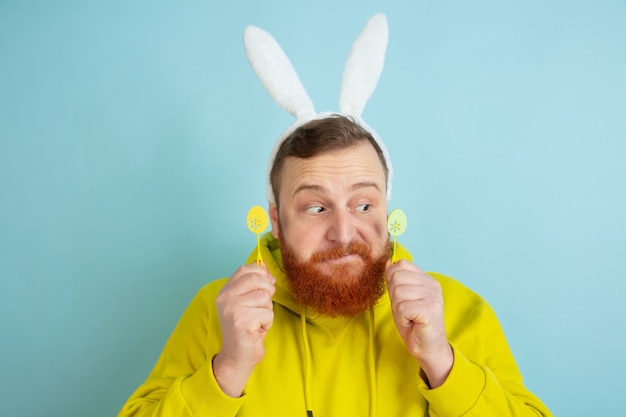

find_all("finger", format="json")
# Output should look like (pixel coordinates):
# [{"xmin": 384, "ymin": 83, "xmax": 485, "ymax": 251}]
[
  {"xmin": 393, "ymin": 298, "xmax": 441, "ymax": 329},
  {"xmin": 393, "ymin": 299, "xmax": 422, "ymax": 329},
  {"xmin": 388, "ymin": 269, "xmax": 436, "ymax": 292},
  {"xmin": 226, "ymin": 270, "xmax": 276, "ymax": 297},
  {"xmin": 388, "ymin": 283, "xmax": 431, "ymax": 304},
  {"xmin": 219, "ymin": 284, "xmax": 275, "ymax": 313},
  {"xmin": 222, "ymin": 290, "xmax": 274, "ymax": 322},
  {"xmin": 236, "ymin": 306, "xmax": 275, "ymax": 332},
  {"xmin": 237, "ymin": 288, "xmax": 275, "ymax": 309},
  {"xmin": 231, "ymin": 264, "xmax": 276, "ymax": 284},
  {"xmin": 223, "ymin": 310, "xmax": 274, "ymax": 342},
  {"xmin": 385, "ymin": 260, "xmax": 424, "ymax": 283},
  {"xmin": 256, "ymin": 309, "xmax": 274, "ymax": 332}
]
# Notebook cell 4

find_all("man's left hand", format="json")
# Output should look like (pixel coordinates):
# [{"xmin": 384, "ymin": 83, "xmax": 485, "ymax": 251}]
[{"xmin": 385, "ymin": 259, "xmax": 454, "ymax": 388}]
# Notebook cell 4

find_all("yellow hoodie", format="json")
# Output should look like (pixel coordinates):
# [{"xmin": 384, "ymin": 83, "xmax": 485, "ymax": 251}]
[{"xmin": 119, "ymin": 233, "xmax": 552, "ymax": 417}]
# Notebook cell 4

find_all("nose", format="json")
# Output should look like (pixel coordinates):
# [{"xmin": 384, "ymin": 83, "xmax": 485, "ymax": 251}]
[{"xmin": 326, "ymin": 210, "xmax": 357, "ymax": 246}]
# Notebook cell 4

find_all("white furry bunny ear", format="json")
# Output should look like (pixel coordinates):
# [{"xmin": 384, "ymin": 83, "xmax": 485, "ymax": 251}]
[
  {"xmin": 244, "ymin": 25, "xmax": 316, "ymax": 120},
  {"xmin": 339, "ymin": 13, "xmax": 389, "ymax": 116}
]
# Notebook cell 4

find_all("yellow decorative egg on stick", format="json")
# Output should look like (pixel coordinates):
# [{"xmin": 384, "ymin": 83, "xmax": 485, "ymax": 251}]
[
  {"xmin": 247, "ymin": 205, "xmax": 269, "ymax": 265},
  {"xmin": 387, "ymin": 208, "xmax": 407, "ymax": 264}
]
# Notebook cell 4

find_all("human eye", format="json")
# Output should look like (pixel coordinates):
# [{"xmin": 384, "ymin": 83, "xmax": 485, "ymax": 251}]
[
  {"xmin": 305, "ymin": 206, "xmax": 325, "ymax": 214},
  {"xmin": 356, "ymin": 203, "xmax": 372, "ymax": 213}
]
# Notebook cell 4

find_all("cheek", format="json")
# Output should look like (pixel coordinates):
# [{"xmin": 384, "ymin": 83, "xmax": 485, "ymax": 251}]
[
  {"xmin": 278, "ymin": 216, "xmax": 320, "ymax": 258},
  {"xmin": 366, "ymin": 217, "xmax": 391, "ymax": 250},
  {"xmin": 371, "ymin": 213, "xmax": 390, "ymax": 238}
]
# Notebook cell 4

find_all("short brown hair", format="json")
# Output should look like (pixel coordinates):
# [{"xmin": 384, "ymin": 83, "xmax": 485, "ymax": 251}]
[{"xmin": 270, "ymin": 115, "xmax": 389, "ymax": 205}]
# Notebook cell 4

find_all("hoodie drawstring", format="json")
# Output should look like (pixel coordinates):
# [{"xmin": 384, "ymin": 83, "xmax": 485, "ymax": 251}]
[
  {"xmin": 299, "ymin": 307, "xmax": 377, "ymax": 417},
  {"xmin": 369, "ymin": 307, "xmax": 377, "ymax": 417},
  {"xmin": 300, "ymin": 309, "xmax": 314, "ymax": 417}
]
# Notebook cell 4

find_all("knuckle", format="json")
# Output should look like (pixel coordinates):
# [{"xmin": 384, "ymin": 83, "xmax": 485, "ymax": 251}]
[
  {"xmin": 389, "ymin": 284, "xmax": 404, "ymax": 301},
  {"xmin": 396, "ymin": 300, "xmax": 412, "ymax": 317},
  {"xmin": 216, "ymin": 290, "xmax": 230, "ymax": 308},
  {"xmin": 231, "ymin": 309, "xmax": 251, "ymax": 330}
]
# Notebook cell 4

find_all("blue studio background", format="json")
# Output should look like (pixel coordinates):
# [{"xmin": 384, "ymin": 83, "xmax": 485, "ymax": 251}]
[{"xmin": 1, "ymin": 1, "xmax": 625, "ymax": 416}]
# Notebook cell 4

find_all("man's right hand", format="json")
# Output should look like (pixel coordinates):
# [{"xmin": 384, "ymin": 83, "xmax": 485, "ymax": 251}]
[{"xmin": 212, "ymin": 264, "xmax": 276, "ymax": 397}]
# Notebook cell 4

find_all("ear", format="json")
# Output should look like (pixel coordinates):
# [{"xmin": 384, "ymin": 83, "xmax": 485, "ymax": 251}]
[{"xmin": 269, "ymin": 204, "xmax": 280, "ymax": 239}]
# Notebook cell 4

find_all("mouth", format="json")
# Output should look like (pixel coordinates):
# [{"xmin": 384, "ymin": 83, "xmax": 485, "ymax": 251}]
[
  {"xmin": 310, "ymin": 242, "xmax": 371, "ymax": 265},
  {"xmin": 316, "ymin": 254, "xmax": 367, "ymax": 273},
  {"xmin": 323, "ymin": 253, "xmax": 360, "ymax": 264}
]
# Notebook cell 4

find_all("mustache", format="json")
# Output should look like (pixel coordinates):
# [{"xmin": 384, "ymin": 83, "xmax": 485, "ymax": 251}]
[{"xmin": 310, "ymin": 242, "xmax": 371, "ymax": 262}]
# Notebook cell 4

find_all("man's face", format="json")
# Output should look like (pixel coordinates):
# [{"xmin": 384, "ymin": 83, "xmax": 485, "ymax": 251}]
[{"xmin": 269, "ymin": 141, "xmax": 390, "ymax": 316}]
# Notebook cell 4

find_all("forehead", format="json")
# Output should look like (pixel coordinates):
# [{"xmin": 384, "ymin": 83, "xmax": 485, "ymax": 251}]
[{"xmin": 278, "ymin": 142, "xmax": 387, "ymax": 198}]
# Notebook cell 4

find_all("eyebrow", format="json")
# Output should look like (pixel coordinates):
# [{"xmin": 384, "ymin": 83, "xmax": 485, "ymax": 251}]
[{"xmin": 292, "ymin": 181, "xmax": 382, "ymax": 197}]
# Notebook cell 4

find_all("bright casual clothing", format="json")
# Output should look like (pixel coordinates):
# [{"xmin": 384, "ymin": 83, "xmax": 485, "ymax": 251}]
[{"xmin": 119, "ymin": 233, "xmax": 552, "ymax": 417}]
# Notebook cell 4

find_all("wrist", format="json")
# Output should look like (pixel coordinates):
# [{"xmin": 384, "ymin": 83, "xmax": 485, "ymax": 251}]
[
  {"xmin": 417, "ymin": 343, "xmax": 454, "ymax": 389},
  {"xmin": 212, "ymin": 353, "xmax": 255, "ymax": 398}
]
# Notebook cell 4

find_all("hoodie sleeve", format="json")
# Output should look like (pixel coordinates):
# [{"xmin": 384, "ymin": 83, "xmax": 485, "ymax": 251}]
[
  {"xmin": 417, "ymin": 274, "xmax": 553, "ymax": 417},
  {"xmin": 117, "ymin": 280, "xmax": 246, "ymax": 417}
]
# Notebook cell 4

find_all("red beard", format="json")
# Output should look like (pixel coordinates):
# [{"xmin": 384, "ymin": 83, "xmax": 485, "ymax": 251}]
[{"xmin": 279, "ymin": 234, "xmax": 390, "ymax": 317}]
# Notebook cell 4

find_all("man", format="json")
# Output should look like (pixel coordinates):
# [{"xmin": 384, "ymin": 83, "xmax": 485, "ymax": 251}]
[{"xmin": 119, "ymin": 14, "xmax": 552, "ymax": 417}]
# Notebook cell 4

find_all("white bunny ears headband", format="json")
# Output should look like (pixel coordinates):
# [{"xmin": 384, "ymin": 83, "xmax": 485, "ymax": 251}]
[{"xmin": 243, "ymin": 13, "xmax": 393, "ymax": 204}]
